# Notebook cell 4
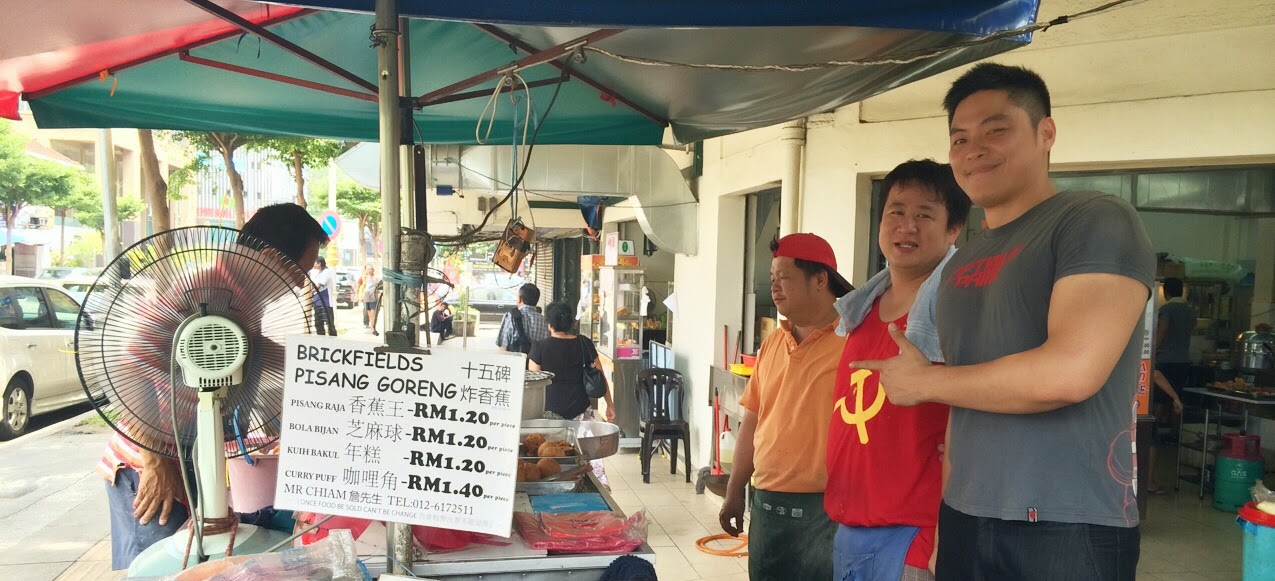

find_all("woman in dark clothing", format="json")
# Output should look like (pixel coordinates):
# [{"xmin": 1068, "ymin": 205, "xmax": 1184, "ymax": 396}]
[
  {"xmin": 528, "ymin": 302, "xmax": 616, "ymax": 422},
  {"xmin": 528, "ymin": 302, "xmax": 616, "ymax": 486}
]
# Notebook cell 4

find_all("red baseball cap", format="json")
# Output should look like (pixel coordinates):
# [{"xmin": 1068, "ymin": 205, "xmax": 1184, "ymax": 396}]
[{"xmin": 772, "ymin": 233, "xmax": 854, "ymax": 297}]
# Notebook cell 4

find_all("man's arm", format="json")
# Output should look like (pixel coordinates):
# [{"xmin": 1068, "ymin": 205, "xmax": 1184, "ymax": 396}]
[
  {"xmin": 718, "ymin": 410, "xmax": 757, "ymax": 537},
  {"xmin": 858, "ymin": 273, "xmax": 1149, "ymax": 413},
  {"xmin": 495, "ymin": 314, "xmax": 510, "ymax": 352},
  {"xmin": 1155, "ymin": 318, "xmax": 1168, "ymax": 352}
]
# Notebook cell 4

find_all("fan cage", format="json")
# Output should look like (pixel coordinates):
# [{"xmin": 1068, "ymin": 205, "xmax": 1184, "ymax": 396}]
[{"xmin": 75, "ymin": 226, "xmax": 316, "ymax": 459}]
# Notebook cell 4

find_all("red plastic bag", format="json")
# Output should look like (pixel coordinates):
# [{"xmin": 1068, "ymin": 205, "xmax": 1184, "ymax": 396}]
[
  {"xmin": 539, "ymin": 511, "xmax": 629, "ymax": 539},
  {"xmin": 513, "ymin": 511, "xmax": 647, "ymax": 554}
]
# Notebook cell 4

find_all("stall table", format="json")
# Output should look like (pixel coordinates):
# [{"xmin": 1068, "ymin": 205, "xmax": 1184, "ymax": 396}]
[
  {"xmin": 360, "ymin": 471, "xmax": 654, "ymax": 580},
  {"xmin": 1176, "ymin": 387, "xmax": 1275, "ymax": 499}
]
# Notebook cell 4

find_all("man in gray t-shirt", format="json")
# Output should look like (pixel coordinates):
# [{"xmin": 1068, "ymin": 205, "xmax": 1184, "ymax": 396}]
[
  {"xmin": 937, "ymin": 190, "xmax": 1154, "ymax": 529},
  {"xmin": 854, "ymin": 64, "xmax": 1154, "ymax": 580}
]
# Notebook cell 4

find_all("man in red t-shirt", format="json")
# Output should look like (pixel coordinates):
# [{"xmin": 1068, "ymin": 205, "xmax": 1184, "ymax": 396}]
[{"xmin": 825, "ymin": 160, "xmax": 970, "ymax": 581}]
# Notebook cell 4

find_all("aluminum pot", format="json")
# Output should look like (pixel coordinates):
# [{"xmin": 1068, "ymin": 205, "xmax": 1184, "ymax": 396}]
[
  {"xmin": 1236, "ymin": 330, "xmax": 1274, "ymax": 371},
  {"xmin": 522, "ymin": 370, "xmax": 553, "ymax": 421}
]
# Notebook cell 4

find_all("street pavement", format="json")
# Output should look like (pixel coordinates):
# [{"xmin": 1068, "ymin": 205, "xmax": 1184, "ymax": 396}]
[{"xmin": 0, "ymin": 305, "xmax": 500, "ymax": 580}]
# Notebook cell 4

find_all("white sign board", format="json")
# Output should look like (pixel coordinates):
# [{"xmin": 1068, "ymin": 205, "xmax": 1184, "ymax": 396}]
[
  {"xmin": 275, "ymin": 336, "xmax": 525, "ymax": 536},
  {"xmin": 604, "ymin": 232, "xmax": 619, "ymax": 265}
]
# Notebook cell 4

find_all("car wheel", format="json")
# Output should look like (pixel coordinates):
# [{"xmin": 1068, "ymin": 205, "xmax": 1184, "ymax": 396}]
[{"xmin": 1, "ymin": 377, "xmax": 32, "ymax": 439}]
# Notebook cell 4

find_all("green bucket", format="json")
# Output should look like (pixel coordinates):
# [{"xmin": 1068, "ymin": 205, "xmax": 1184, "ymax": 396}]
[{"xmin": 1214, "ymin": 456, "xmax": 1264, "ymax": 512}]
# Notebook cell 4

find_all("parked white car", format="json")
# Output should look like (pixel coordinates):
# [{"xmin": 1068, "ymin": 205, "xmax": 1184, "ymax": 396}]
[
  {"xmin": 59, "ymin": 276, "xmax": 97, "ymax": 304},
  {"xmin": 0, "ymin": 276, "xmax": 88, "ymax": 438}
]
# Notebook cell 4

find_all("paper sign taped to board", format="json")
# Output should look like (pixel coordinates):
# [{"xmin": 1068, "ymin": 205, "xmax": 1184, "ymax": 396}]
[{"xmin": 275, "ymin": 336, "xmax": 525, "ymax": 537}]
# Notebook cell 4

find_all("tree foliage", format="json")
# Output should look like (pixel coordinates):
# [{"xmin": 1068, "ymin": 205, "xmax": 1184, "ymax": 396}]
[
  {"xmin": 167, "ymin": 131, "xmax": 269, "ymax": 227},
  {"xmin": 250, "ymin": 137, "xmax": 345, "ymax": 208},
  {"xmin": 0, "ymin": 121, "xmax": 89, "ymax": 272},
  {"xmin": 75, "ymin": 193, "xmax": 144, "ymax": 233}
]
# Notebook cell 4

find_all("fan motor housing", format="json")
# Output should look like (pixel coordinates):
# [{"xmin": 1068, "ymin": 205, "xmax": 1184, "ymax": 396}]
[{"xmin": 176, "ymin": 315, "xmax": 250, "ymax": 390}]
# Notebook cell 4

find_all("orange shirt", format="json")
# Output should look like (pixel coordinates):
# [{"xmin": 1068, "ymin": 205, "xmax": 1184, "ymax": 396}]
[{"xmin": 740, "ymin": 319, "xmax": 846, "ymax": 493}]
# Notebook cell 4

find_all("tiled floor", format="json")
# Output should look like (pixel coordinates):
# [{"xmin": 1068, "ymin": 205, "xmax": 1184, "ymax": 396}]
[{"xmin": 601, "ymin": 449, "xmax": 1251, "ymax": 581}]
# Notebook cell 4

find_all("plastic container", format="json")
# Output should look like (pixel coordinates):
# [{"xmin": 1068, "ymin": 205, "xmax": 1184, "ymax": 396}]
[
  {"xmin": 227, "ymin": 455, "xmax": 279, "ymax": 513},
  {"xmin": 718, "ymin": 429, "xmax": 736, "ymax": 466},
  {"xmin": 1238, "ymin": 502, "xmax": 1275, "ymax": 580},
  {"xmin": 1215, "ymin": 435, "xmax": 1265, "ymax": 512},
  {"xmin": 740, "ymin": 354, "xmax": 757, "ymax": 367}
]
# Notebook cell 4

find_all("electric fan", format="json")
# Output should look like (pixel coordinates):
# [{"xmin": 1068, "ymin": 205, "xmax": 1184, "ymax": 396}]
[{"xmin": 76, "ymin": 226, "xmax": 314, "ymax": 575}]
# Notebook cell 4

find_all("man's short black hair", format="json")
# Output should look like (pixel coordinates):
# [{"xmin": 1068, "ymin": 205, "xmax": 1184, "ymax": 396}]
[
  {"xmin": 943, "ymin": 63, "xmax": 1051, "ymax": 127},
  {"xmin": 1163, "ymin": 277, "xmax": 1184, "ymax": 298},
  {"xmin": 768, "ymin": 238, "xmax": 849, "ymax": 297},
  {"xmin": 878, "ymin": 159, "xmax": 972, "ymax": 230},
  {"xmin": 239, "ymin": 203, "xmax": 328, "ymax": 264},
  {"xmin": 519, "ymin": 283, "xmax": 541, "ymax": 307},
  {"xmin": 544, "ymin": 301, "xmax": 574, "ymax": 333}
]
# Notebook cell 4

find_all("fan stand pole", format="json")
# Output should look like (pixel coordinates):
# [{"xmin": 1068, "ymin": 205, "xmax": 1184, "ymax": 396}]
[{"xmin": 195, "ymin": 390, "xmax": 232, "ymax": 550}]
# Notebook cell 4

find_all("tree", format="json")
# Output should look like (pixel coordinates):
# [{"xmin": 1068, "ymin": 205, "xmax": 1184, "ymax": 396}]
[
  {"xmin": 45, "ymin": 169, "xmax": 96, "ymax": 264},
  {"xmin": 252, "ymin": 137, "xmax": 344, "ymax": 209},
  {"xmin": 137, "ymin": 129, "xmax": 172, "ymax": 232},
  {"xmin": 0, "ymin": 123, "xmax": 83, "ymax": 274},
  {"xmin": 0, "ymin": 122, "xmax": 26, "ymax": 273},
  {"xmin": 170, "ymin": 132, "xmax": 268, "ymax": 228},
  {"xmin": 76, "ymin": 192, "xmax": 144, "ymax": 237},
  {"xmin": 335, "ymin": 182, "xmax": 381, "ymax": 263}
]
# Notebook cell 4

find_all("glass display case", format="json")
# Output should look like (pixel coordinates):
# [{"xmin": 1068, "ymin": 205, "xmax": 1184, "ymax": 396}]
[{"xmin": 598, "ymin": 266, "xmax": 645, "ymax": 360}]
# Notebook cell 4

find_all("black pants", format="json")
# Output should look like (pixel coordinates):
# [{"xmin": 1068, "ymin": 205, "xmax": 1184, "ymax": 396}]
[
  {"xmin": 936, "ymin": 502, "xmax": 1139, "ymax": 581},
  {"xmin": 314, "ymin": 306, "xmax": 337, "ymax": 336}
]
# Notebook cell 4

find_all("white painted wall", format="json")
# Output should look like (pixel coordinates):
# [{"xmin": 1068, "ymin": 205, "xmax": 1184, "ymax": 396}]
[{"xmin": 669, "ymin": 4, "xmax": 1275, "ymax": 468}]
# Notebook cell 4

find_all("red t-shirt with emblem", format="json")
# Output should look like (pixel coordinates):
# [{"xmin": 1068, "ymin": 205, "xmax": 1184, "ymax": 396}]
[{"xmin": 824, "ymin": 301, "xmax": 949, "ymax": 570}]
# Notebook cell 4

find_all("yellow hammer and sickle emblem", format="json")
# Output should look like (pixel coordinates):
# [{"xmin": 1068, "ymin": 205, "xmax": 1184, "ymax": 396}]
[{"xmin": 834, "ymin": 368, "xmax": 886, "ymax": 444}]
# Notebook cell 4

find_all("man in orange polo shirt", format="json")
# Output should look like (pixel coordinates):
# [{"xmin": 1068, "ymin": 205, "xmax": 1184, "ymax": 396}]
[{"xmin": 718, "ymin": 233, "xmax": 851, "ymax": 580}]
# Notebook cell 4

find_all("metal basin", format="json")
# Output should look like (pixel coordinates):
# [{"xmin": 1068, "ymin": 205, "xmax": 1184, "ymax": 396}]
[{"xmin": 521, "ymin": 419, "xmax": 620, "ymax": 461}]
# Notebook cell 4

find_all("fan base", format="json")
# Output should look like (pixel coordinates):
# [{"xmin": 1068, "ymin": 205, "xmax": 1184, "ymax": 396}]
[{"xmin": 127, "ymin": 523, "xmax": 292, "ymax": 576}]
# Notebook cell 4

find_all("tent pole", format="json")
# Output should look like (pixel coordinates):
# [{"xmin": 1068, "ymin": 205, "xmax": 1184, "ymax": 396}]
[{"xmin": 374, "ymin": 0, "xmax": 413, "ymax": 574}]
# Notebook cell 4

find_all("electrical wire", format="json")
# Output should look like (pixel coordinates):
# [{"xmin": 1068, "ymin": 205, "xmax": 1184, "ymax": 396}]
[
  {"xmin": 446, "ymin": 157, "xmax": 701, "ymax": 211},
  {"xmin": 584, "ymin": 0, "xmax": 1143, "ymax": 72},
  {"xmin": 435, "ymin": 57, "xmax": 576, "ymax": 244}
]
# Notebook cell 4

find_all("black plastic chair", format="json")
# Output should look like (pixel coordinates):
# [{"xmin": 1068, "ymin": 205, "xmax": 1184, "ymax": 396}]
[{"xmin": 636, "ymin": 368, "xmax": 691, "ymax": 484}]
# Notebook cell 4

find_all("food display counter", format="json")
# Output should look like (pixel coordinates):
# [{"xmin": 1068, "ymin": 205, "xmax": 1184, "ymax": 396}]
[{"xmin": 358, "ymin": 420, "xmax": 653, "ymax": 580}]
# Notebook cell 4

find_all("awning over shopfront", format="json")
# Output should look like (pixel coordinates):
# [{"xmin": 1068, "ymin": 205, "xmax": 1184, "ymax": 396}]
[{"xmin": 2, "ymin": 0, "xmax": 1040, "ymax": 144}]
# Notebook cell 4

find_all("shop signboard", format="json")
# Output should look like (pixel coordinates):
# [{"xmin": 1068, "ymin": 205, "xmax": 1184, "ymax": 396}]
[{"xmin": 275, "ymin": 336, "xmax": 525, "ymax": 536}]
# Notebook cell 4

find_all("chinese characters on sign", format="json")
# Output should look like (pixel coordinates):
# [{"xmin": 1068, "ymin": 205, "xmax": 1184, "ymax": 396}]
[{"xmin": 275, "ymin": 336, "xmax": 525, "ymax": 536}]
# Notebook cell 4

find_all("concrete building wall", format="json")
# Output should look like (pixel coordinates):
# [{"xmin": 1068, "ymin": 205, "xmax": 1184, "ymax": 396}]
[{"xmin": 669, "ymin": 1, "xmax": 1275, "ymax": 467}]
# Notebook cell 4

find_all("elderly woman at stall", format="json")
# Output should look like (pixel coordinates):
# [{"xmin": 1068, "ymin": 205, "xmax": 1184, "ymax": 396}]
[{"xmin": 528, "ymin": 301, "xmax": 616, "ymax": 486}]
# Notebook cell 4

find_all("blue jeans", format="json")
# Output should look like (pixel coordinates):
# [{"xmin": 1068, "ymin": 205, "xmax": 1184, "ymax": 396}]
[
  {"xmin": 106, "ymin": 467, "xmax": 189, "ymax": 570},
  {"xmin": 833, "ymin": 523, "xmax": 920, "ymax": 581}
]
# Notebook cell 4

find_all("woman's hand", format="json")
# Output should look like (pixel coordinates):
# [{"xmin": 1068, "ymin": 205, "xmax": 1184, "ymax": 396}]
[{"xmin": 605, "ymin": 406, "xmax": 616, "ymax": 422}]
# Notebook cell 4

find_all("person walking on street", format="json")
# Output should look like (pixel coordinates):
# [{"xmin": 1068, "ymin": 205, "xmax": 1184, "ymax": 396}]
[
  {"xmin": 497, "ymin": 283, "xmax": 549, "ymax": 354},
  {"xmin": 718, "ymin": 233, "xmax": 851, "ymax": 581},
  {"xmin": 361, "ymin": 265, "xmax": 381, "ymax": 336},
  {"xmin": 825, "ymin": 160, "xmax": 971, "ymax": 581},
  {"xmin": 309, "ymin": 256, "xmax": 337, "ymax": 336},
  {"xmin": 528, "ymin": 302, "xmax": 616, "ymax": 486},
  {"xmin": 854, "ymin": 64, "xmax": 1154, "ymax": 581}
]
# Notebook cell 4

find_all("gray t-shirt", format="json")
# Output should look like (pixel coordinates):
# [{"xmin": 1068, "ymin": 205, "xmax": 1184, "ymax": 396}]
[
  {"xmin": 1157, "ymin": 300, "xmax": 1195, "ymax": 364},
  {"xmin": 936, "ymin": 191, "xmax": 1155, "ymax": 528}
]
